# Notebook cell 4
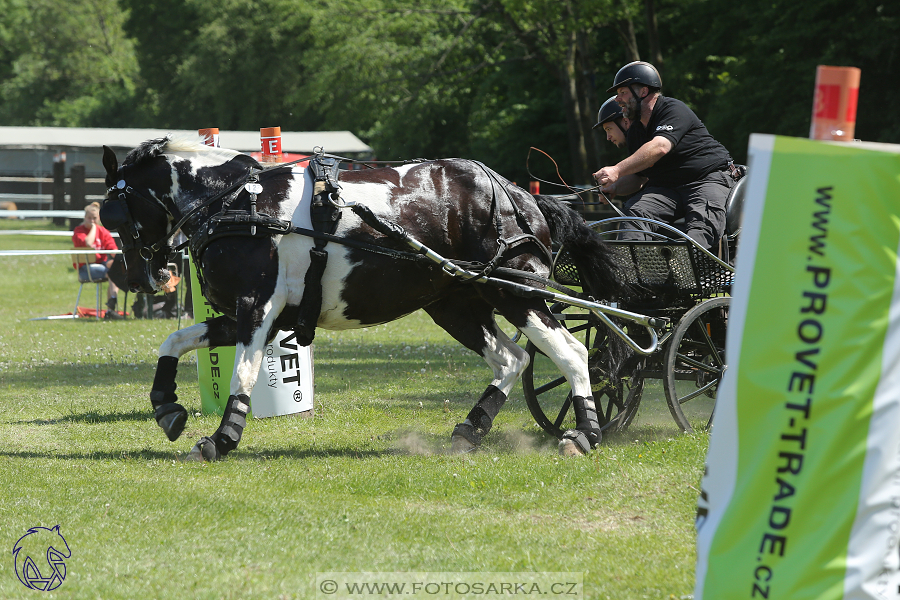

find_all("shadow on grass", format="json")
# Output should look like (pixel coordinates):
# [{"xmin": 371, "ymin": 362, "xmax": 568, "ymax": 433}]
[
  {"xmin": 0, "ymin": 361, "xmax": 159, "ymax": 387},
  {"xmin": 0, "ymin": 448, "xmax": 182, "ymax": 461},
  {"xmin": 0, "ymin": 446, "xmax": 395, "ymax": 462},
  {"xmin": 12, "ymin": 409, "xmax": 152, "ymax": 426}
]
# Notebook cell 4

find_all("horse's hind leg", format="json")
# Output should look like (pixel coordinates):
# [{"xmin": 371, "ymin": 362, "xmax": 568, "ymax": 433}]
[
  {"xmin": 424, "ymin": 293, "xmax": 530, "ymax": 453},
  {"xmin": 511, "ymin": 306, "xmax": 601, "ymax": 456},
  {"xmin": 481, "ymin": 291, "xmax": 601, "ymax": 456},
  {"xmin": 151, "ymin": 315, "xmax": 236, "ymax": 442}
]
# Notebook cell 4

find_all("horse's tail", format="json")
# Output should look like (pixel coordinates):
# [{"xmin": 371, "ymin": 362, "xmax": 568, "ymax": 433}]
[{"xmin": 533, "ymin": 194, "xmax": 624, "ymax": 300}]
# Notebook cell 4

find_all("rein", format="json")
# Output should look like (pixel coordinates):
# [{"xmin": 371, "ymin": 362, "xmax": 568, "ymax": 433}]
[{"xmin": 523, "ymin": 147, "xmax": 627, "ymax": 217}]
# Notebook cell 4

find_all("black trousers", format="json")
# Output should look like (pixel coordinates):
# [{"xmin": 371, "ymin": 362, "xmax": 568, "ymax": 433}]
[{"xmin": 619, "ymin": 169, "xmax": 734, "ymax": 250}]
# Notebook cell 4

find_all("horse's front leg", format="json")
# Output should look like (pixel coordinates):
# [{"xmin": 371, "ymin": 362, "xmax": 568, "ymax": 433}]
[
  {"xmin": 188, "ymin": 303, "xmax": 282, "ymax": 462},
  {"xmin": 151, "ymin": 315, "xmax": 237, "ymax": 442}
]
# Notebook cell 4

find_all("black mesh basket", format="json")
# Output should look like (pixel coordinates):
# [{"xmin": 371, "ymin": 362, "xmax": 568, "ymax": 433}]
[{"xmin": 552, "ymin": 240, "xmax": 732, "ymax": 300}]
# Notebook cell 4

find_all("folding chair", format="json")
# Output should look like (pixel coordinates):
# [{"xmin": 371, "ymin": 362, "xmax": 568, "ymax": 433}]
[{"xmin": 71, "ymin": 249, "xmax": 108, "ymax": 320}]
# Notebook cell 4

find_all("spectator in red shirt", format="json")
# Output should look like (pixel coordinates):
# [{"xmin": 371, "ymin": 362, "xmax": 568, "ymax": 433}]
[{"xmin": 72, "ymin": 202, "xmax": 121, "ymax": 317}]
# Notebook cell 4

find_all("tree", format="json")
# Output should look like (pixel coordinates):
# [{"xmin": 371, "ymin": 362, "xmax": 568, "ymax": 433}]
[
  {"xmin": 121, "ymin": 0, "xmax": 321, "ymax": 131},
  {"xmin": 492, "ymin": 0, "xmax": 643, "ymax": 184},
  {"xmin": 281, "ymin": 0, "xmax": 576, "ymax": 182},
  {"xmin": 660, "ymin": 0, "xmax": 900, "ymax": 162},
  {"xmin": 0, "ymin": 0, "xmax": 142, "ymax": 126}
]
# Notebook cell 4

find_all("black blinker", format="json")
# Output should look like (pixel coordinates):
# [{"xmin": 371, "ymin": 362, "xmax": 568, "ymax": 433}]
[{"xmin": 99, "ymin": 199, "xmax": 128, "ymax": 230}]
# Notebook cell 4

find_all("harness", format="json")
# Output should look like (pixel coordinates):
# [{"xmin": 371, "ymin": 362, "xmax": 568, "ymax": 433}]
[
  {"xmin": 295, "ymin": 155, "xmax": 343, "ymax": 346},
  {"xmin": 103, "ymin": 152, "xmax": 556, "ymax": 341}
]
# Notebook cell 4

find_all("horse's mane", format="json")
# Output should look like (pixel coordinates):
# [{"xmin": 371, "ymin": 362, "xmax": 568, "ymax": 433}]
[{"xmin": 123, "ymin": 134, "xmax": 253, "ymax": 168}]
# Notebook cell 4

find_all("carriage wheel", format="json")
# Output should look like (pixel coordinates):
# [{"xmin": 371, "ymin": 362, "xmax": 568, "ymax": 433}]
[
  {"xmin": 663, "ymin": 296, "xmax": 730, "ymax": 433},
  {"xmin": 522, "ymin": 304, "xmax": 645, "ymax": 439}
]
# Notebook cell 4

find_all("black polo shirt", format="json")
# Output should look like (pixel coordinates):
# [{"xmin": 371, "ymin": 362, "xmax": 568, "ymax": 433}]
[{"xmin": 626, "ymin": 96, "xmax": 731, "ymax": 187}]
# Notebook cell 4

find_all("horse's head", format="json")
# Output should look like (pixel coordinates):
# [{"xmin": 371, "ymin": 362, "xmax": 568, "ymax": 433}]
[
  {"xmin": 101, "ymin": 139, "xmax": 177, "ymax": 293},
  {"xmin": 100, "ymin": 136, "xmax": 258, "ymax": 294}
]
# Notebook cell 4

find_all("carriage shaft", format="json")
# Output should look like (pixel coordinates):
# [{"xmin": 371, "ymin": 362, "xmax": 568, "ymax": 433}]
[{"xmin": 400, "ymin": 233, "xmax": 662, "ymax": 355}]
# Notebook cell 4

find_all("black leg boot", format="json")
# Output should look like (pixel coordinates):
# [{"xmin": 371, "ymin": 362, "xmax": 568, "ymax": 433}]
[
  {"xmin": 559, "ymin": 395, "xmax": 602, "ymax": 456},
  {"xmin": 151, "ymin": 356, "xmax": 187, "ymax": 441},
  {"xmin": 451, "ymin": 385, "xmax": 507, "ymax": 453},
  {"xmin": 188, "ymin": 394, "xmax": 250, "ymax": 461}
]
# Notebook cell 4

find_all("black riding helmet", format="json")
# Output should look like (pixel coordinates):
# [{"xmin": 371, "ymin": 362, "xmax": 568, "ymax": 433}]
[
  {"xmin": 592, "ymin": 96, "xmax": 624, "ymax": 130},
  {"xmin": 606, "ymin": 61, "xmax": 662, "ymax": 94}
]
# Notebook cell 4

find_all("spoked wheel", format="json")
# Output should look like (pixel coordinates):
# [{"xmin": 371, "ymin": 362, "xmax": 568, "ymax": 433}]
[
  {"xmin": 663, "ymin": 296, "xmax": 730, "ymax": 432},
  {"xmin": 522, "ymin": 304, "xmax": 645, "ymax": 439}
]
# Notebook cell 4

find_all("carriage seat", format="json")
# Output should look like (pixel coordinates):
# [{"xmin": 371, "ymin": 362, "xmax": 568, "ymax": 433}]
[
  {"xmin": 720, "ymin": 166, "xmax": 748, "ymax": 264},
  {"xmin": 724, "ymin": 168, "xmax": 748, "ymax": 239}
]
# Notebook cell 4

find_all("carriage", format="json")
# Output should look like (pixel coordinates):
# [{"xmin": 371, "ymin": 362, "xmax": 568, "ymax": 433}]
[{"xmin": 522, "ymin": 175, "xmax": 747, "ymax": 437}]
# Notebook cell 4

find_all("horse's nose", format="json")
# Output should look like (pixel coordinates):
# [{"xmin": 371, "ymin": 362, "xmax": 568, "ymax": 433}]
[{"xmin": 127, "ymin": 277, "xmax": 153, "ymax": 294}]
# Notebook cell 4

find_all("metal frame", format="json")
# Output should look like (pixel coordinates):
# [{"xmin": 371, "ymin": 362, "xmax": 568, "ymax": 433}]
[{"xmin": 72, "ymin": 249, "xmax": 108, "ymax": 320}]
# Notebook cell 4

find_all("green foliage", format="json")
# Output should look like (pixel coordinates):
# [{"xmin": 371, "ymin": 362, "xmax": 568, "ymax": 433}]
[
  {"xmin": 658, "ymin": 0, "xmax": 900, "ymax": 162},
  {"xmin": 121, "ymin": 0, "xmax": 320, "ymax": 131},
  {"xmin": 0, "ymin": 0, "xmax": 143, "ymax": 126},
  {"xmin": 300, "ymin": 0, "xmax": 485, "ymax": 158},
  {"xmin": 467, "ymin": 61, "xmax": 570, "ymax": 182}
]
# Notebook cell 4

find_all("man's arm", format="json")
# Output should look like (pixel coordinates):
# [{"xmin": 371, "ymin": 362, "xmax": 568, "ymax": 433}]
[
  {"xmin": 593, "ymin": 136, "xmax": 672, "ymax": 186},
  {"xmin": 603, "ymin": 173, "xmax": 647, "ymax": 197}
]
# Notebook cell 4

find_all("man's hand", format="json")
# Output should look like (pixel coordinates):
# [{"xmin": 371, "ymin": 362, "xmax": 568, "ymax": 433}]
[
  {"xmin": 598, "ymin": 181, "xmax": 618, "ymax": 201},
  {"xmin": 592, "ymin": 165, "xmax": 620, "ymax": 188}
]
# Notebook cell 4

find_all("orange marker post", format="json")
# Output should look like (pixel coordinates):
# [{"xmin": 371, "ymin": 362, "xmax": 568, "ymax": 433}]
[
  {"xmin": 260, "ymin": 126, "xmax": 282, "ymax": 163},
  {"xmin": 810, "ymin": 66, "xmax": 861, "ymax": 141},
  {"xmin": 198, "ymin": 128, "xmax": 220, "ymax": 147},
  {"xmin": 529, "ymin": 181, "xmax": 540, "ymax": 195}
]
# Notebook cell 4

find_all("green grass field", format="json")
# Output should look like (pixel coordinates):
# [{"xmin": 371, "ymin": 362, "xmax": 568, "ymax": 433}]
[{"xmin": 0, "ymin": 220, "xmax": 708, "ymax": 599}]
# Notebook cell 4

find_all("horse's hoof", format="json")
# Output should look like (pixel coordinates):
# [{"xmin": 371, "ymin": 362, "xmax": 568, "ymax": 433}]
[
  {"xmin": 450, "ymin": 434, "xmax": 477, "ymax": 454},
  {"xmin": 558, "ymin": 429, "xmax": 598, "ymax": 457},
  {"xmin": 186, "ymin": 436, "xmax": 221, "ymax": 462},
  {"xmin": 154, "ymin": 403, "xmax": 188, "ymax": 442},
  {"xmin": 558, "ymin": 438, "xmax": 587, "ymax": 457},
  {"xmin": 450, "ymin": 423, "xmax": 480, "ymax": 454}
]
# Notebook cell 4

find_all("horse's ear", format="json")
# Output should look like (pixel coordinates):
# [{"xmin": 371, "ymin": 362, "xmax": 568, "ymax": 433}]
[{"xmin": 102, "ymin": 146, "xmax": 119, "ymax": 186}]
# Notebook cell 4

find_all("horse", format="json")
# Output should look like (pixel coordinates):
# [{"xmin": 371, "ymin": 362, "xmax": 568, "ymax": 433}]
[{"xmin": 99, "ymin": 135, "xmax": 622, "ymax": 460}]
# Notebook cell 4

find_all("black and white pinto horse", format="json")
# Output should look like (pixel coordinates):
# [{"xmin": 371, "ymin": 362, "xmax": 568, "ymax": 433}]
[{"xmin": 100, "ymin": 136, "xmax": 622, "ymax": 460}]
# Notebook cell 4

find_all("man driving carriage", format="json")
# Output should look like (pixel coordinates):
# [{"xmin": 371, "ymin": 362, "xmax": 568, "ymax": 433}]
[{"xmin": 592, "ymin": 61, "xmax": 738, "ymax": 251}]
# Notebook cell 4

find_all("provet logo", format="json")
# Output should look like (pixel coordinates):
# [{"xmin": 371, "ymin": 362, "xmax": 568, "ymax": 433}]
[
  {"xmin": 656, "ymin": 124, "xmax": 674, "ymax": 131},
  {"xmin": 12, "ymin": 525, "xmax": 71, "ymax": 591}
]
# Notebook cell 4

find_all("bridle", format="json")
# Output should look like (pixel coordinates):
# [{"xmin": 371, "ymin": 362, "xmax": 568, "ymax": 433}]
[
  {"xmin": 99, "ymin": 147, "xmax": 426, "ymax": 286},
  {"xmin": 101, "ymin": 179, "xmax": 174, "ymax": 261},
  {"xmin": 101, "ymin": 166, "xmax": 262, "ymax": 266}
]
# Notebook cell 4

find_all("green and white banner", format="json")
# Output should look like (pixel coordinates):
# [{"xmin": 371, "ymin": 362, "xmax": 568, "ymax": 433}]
[
  {"xmin": 696, "ymin": 135, "xmax": 900, "ymax": 599},
  {"xmin": 189, "ymin": 252, "xmax": 314, "ymax": 418}
]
